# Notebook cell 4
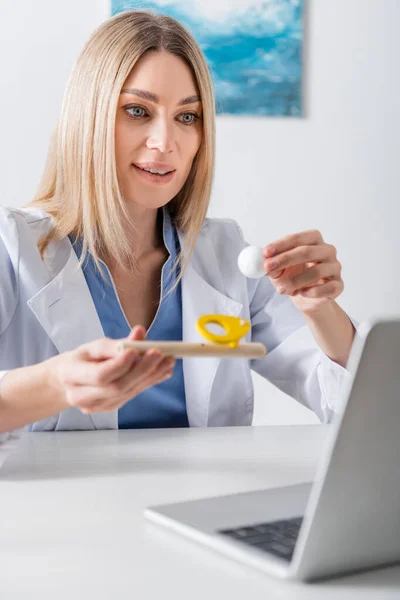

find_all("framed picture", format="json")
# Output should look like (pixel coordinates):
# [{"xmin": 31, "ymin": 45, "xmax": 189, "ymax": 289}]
[{"xmin": 112, "ymin": 0, "xmax": 303, "ymax": 116}]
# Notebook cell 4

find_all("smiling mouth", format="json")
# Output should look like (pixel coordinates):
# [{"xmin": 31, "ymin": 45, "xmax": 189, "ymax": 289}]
[
  {"xmin": 131, "ymin": 164, "xmax": 176, "ymax": 183},
  {"xmin": 133, "ymin": 164, "xmax": 175, "ymax": 175}
]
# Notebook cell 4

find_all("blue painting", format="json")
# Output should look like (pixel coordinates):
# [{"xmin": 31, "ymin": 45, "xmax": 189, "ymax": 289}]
[{"xmin": 111, "ymin": 0, "xmax": 303, "ymax": 116}]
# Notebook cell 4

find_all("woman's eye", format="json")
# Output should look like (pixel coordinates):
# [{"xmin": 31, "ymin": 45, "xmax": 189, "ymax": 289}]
[
  {"xmin": 125, "ymin": 106, "xmax": 147, "ymax": 118},
  {"xmin": 124, "ymin": 106, "xmax": 200, "ymax": 125},
  {"xmin": 179, "ymin": 113, "xmax": 199, "ymax": 125}
]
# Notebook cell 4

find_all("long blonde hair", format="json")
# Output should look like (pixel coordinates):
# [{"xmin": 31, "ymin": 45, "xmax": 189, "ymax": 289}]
[{"xmin": 29, "ymin": 10, "xmax": 215, "ymax": 285}]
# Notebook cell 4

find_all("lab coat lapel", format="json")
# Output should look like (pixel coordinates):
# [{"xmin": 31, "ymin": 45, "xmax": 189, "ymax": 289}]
[
  {"xmin": 179, "ymin": 230, "xmax": 243, "ymax": 427},
  {"xmin": 27, "ymin": 242, "xmax": 110, "ymax": 430},
  {"xmin": 27, "ymin": 227, "xmax": 243, "ymax": 429}
]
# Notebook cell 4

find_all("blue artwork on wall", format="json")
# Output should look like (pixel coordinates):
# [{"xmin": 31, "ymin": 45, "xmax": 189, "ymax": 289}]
[{"xmin": 111, "ymin": 0, "xmax": 303, "ymax": 117}]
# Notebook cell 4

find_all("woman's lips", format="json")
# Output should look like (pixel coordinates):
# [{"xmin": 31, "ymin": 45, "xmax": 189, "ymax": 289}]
[{"xmin": 132, "ymin": 164, "xmax": 176, "ymax": 184}]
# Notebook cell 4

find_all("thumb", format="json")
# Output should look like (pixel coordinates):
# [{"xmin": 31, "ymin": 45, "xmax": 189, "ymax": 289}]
[
  {"xmin": 127, "ymin": 325, "xmax": 147, "ymax": 341},
  {"xmin": 268, "ymin": 268, "xmax": 285, "ymax": 280}
]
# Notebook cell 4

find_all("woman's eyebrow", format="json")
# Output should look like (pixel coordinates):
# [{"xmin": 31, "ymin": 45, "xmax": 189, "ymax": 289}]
[{"xmin": 120, "ymin": 88, "xmax": 201, "ymax": 106}]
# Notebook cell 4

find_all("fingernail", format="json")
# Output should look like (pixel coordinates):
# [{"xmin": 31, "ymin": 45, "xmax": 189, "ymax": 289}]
[
  {"xmin": 265, "ymin": 246, "xmax": 277, "ymax": 257},
  {"xmin": 268, "ymin": 259, "xmax": 278, "ymax": 270}
]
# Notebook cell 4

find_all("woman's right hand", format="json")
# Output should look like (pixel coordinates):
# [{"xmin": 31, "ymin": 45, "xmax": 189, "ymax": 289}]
[{"xmin": 49, "ymin": 325, "xmax": 175, "ymax": 414}]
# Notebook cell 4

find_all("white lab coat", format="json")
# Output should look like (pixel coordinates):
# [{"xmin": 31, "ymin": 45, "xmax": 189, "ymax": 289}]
[{"xmin": 0, "ymin": 206, "xmax": 356, "ymax": 438}]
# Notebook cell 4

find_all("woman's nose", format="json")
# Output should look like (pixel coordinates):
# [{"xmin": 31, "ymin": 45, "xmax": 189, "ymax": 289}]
[{"xmin": 146, "ymin": 118, "xmax": 175, "ymax": 153}]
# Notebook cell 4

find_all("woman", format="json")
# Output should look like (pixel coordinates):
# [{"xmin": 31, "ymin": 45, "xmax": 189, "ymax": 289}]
[{"xmin": 0, "ymin": 10, "xmax": 356, "ymax": 435}]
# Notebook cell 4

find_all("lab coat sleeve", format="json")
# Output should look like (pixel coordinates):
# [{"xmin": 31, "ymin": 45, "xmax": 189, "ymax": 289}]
[
  {"xmin": 0, "ymin": 212, "xmax": 23, "ymax": 459},
  {"xmin": 0, "ymin": 215, "xmax": 19, "ymax": 338},
  {"xmin": 248, "ymin": 273, "xmax": 358, "ymax": 423},
  {"xmin": 0, "ymin": 211, "xmax": 19, "ymax": 384},
  {"xmin": 234, "ymin": 223, "xmax": 358, "ymax": 423}
]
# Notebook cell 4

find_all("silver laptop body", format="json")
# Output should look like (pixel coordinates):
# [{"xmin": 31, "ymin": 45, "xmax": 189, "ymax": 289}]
[{"xmin": 145, "ymin": 318, "xmax": 400, "ymax": 582}]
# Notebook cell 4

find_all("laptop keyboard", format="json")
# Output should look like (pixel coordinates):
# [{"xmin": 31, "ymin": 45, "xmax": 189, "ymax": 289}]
[{"xmin": 218, "ymin": 516, "xmax": 303, "ymax": 562}]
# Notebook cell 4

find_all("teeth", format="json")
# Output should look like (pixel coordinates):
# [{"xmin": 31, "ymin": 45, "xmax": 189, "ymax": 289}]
[{"xmin": 142, "ymin": 167, "xmax": 170, "ymax": 175}]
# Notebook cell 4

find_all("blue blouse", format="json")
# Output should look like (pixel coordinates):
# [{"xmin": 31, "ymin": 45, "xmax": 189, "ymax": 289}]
[{"xmin": 70, "ymin": 207, "xmax": 189, "ymax": 429}]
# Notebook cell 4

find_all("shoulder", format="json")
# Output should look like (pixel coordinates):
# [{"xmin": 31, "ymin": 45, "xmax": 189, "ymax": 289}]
[
  {"xmin": 186, "ymin": 216, "xmax": 247, "ymax": 294},
  {"xmin": 0, "ymin": 205, "xmax": 61, "ymax": 277},
  {"xmin": 200, "ymin": 216, "xmax": 244, "ymax": 247},
  {"xmin": 0, "ymin": 206, "xmax": 55, "ymax": 261},
  {"xmin": 0, "ymin": 205, "xmax": 53, "ymax": 256},
  {"xmin": 197, "ymin": 217, "xmax": 246, "ymax": 269},
  {"xmin": 0, "ymin": 206, "xmax": 53, "ymax": 237},
  {"xmin": 190, "ymin": 216, "xmax": 246, "ymax": 271}
]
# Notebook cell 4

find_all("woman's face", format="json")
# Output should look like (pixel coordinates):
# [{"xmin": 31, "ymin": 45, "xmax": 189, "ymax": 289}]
[{"xmin": 115, "ymin": 50, "xmax": 203, "ymax": 210}]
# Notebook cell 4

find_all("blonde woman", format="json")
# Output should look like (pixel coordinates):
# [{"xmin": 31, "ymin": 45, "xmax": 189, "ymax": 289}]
[{"xmin": 0, "ymin": 10, "xmax": 356, "ymax": 436}]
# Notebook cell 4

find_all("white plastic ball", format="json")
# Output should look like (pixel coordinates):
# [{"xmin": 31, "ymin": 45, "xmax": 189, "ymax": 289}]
[{"xmin": 237, "ymin": 245, "xmax": 265, "ymax": 278}]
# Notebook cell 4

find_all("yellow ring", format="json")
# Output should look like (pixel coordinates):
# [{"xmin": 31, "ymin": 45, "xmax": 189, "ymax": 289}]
[{"xmin": 196, "ymin": 314, "xmax": 250, "ymax": 348}]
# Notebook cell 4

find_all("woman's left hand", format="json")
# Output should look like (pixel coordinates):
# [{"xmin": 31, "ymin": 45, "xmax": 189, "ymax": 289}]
[{"xmin": 263, "ymin": 229, "xmax": 344, "ymax": 315}]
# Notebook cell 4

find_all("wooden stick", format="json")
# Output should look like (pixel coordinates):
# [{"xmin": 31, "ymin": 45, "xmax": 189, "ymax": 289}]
[{"xmin": 117, "ymin": 341, "xmax": 267, "ymax": 359}]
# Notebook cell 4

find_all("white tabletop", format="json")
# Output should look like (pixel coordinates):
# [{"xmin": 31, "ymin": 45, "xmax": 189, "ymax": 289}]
[{"xmin": 0, "ymin": 425, "xmax": 399, "ymax": 599}]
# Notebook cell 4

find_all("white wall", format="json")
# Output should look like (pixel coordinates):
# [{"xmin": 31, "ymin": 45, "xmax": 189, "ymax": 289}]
[
  {"xmin": 210, "ymin": 0, "xmax": 400, "ymax": 424},
  {"xmin": 1, "ymin": 1, "xmax": 399, "ymax": 425},
  {"xmin": 0, "ymin": 0, "xmax": 109, "ymax": 205}
]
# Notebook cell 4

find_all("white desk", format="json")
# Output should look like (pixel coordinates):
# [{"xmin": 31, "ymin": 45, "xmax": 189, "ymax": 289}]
[{"xmin": 0, "ymin": 426, "xmax": 399, "ymax": 599}]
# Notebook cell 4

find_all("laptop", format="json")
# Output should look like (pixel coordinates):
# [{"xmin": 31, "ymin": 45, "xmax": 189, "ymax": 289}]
[{"xmin": 145, "ymin": 318, "xmax": 400, "ymax": 582}]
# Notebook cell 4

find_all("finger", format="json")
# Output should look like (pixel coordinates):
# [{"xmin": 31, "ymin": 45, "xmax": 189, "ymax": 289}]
[
  {"xmin": 68, "ymin": 356, "xmax": 175, "ymax": 414},
  {"xmin": 121, "ymin": 352, "xmax": 175, "ymax": 389},
  {"xmin": 64, "ymin": 347, "xmax": 140, "ymax": 386},
  {"xmin": 78, "ymin": 353, "xmax": 174, "ymax": 411},
  {"xmin": 263, "ymin": 244, "xmax": 336, "ymax": 275},
  {"xmin": 135, "ymin": 357, "xmax": 176, "ymax": 388},
  {"xmin": 102, "ymin": 348, "xmax": 142, "ymax": 383},
  {"xmin": 278, "ymin": 262, "xmax": 342, "ymax": 295},
  {"xmin": 128, "ymin": 370, "xmax": 174, "ymax": 399},
  {"xmin": 127, "ymin": 325, "xmax": 147, "ymax": 341},
  {"xmin": 94, "ymin": 363, "xmax": 175, "ymax": 413},
  {"xmin": 300, "ymin": 280, "xmax": 344, "ymax": 299},
  {"xmin": 109, "ymin": 353, "xmax": 174, "ymax": 397},
  {"xmin": 129, "ymin": 349, "xmax": 165, "ymax": 377},
  {"xmin": 267, "ymin": 262, "xmax": 309, "ymax": 281},
  {"xmin": 263, "ymin": 229, "xmax": 324, "ymax": 259},
  {"xmin": 102, "ymin": 366, "xmax": 175, "ymax": 412},
  {"xmin": 118, "ymin": 326, "xmax": 147, "ymax": 360},
  {"xmin": 76, "ymin": 337, "xmax": 121, "ymax": 362},
  {"xmin": 267, "ymin": 268, "xmax": 285, "ymax": 280}
]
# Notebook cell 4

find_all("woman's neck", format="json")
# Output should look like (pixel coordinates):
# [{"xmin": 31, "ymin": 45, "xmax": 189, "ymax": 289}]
[{"xmin": 124, "ymin": 203, "xmax": 165, "ymax": 259}]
